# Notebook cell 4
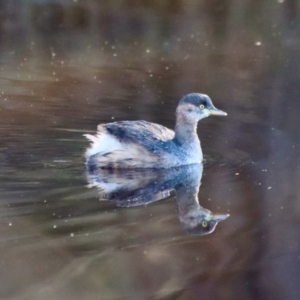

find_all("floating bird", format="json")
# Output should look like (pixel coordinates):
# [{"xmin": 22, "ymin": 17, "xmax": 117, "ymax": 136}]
[{"xmin": 85, "ymin": 93, "xmax": 226, "ymax": 169}]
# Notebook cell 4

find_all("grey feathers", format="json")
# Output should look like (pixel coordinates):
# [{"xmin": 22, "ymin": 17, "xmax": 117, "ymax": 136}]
[{"xmin": 101, "ymin": 120, "xmax": 175, "ymax": 153}]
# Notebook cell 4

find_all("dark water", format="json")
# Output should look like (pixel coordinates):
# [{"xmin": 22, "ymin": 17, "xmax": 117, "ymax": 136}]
[{"xmin": 1, "ymin": 1, "xmax": 300, "ymax": 299}]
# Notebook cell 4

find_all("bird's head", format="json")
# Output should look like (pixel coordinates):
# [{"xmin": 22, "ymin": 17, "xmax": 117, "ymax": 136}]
[{"xmin": 176, "ymin": 93, "xmax": 227, "ymax": 123}]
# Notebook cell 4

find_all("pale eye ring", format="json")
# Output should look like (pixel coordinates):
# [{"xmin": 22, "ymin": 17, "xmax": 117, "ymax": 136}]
[
  {"xmin": 201, "ymin": 221, "xmax": 208, "ymax": 227},
  {"xmin": 199, "ymin": 104, "xmax": 205, "ymax": 109}
]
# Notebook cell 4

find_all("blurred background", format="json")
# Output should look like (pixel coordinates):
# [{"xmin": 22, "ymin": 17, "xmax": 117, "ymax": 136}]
[{"xmin": 1, "ymin": 0, "xmax": 300, "ymax": 299}]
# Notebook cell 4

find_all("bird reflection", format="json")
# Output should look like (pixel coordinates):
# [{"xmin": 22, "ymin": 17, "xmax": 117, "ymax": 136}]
[{"xmin": 86, "ymin": 164, "xmax": 229, "ymax": 236}]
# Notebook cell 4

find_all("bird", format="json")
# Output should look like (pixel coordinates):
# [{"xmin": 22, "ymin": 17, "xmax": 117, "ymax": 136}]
[{"xmin": 84, "ymin": 93, "xmax": 227, "ymax": 169}]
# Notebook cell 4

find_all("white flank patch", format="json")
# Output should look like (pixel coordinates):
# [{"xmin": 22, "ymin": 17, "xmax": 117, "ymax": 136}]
[{"xmin": 84, "ymin": 133, "xmax": 125, "ymax": 157}]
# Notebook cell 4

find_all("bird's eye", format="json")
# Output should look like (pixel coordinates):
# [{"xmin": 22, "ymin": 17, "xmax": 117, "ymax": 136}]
[
  {"xmin": 201, "ymin": 221, "xmax": 208, "ymax": 227},
  {"xmin": 199, "ymin": 104, "xmax": 205, "ymax": 109}
]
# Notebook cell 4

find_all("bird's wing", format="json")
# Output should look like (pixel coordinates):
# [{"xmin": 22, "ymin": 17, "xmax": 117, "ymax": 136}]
[{"xmin": 101, "ymin": 120, "xmax": 175, "ymax": 145}]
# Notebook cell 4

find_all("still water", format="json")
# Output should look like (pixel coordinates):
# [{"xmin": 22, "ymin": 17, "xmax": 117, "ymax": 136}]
[{"xmin": 1, "ymin": 1, "xmax": 300, "ymax": 299}]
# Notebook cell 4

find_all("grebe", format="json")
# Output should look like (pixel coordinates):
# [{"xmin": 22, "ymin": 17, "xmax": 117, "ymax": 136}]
[{"xmin": 85, "ymin": 93, "xmax": 227, "ymax": 169}]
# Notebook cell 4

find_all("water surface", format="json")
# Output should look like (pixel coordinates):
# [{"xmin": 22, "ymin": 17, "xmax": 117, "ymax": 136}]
[{"xmin": 1, "ymin": 1, "xmax": 300, "ymax": 299}]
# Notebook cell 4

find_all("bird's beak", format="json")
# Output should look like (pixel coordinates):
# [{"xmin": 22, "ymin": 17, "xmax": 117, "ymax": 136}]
[
  {"xmin": 209, "ymin": 108, "xmax": 227, "ymax": 116},
  {"xmin": 210, "ymin": 213, "xmax": 230, "ymax": 222}
]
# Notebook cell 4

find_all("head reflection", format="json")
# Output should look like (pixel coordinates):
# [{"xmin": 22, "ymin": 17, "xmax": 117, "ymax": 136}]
[{"xmin": 86, "ymin": 164, "xmax": 229, "ymax": 236}]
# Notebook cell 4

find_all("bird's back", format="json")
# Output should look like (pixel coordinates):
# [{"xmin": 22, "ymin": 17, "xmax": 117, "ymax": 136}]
[{"xmin": 103, "ymin": 120, "xmax": 174, "ymax": 150}]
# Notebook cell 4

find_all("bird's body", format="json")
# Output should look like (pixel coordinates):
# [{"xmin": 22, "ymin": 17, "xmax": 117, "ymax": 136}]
[
  {"xmin": 85, "ymin": 120, "xmax": 201, "ymax": 168},
  {"xmin": 85, "ymin": 93, "xmax": 226, "ymax": 169}
]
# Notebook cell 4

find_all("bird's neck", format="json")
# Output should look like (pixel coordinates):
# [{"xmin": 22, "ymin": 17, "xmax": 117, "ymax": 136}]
[{"xmin": 173, "ymin": 115, "xmax": 199, "ymax": 146}]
